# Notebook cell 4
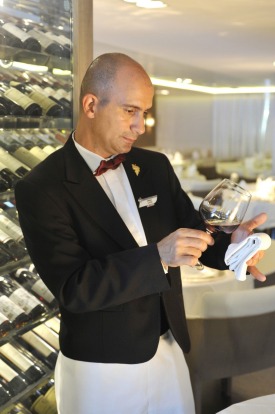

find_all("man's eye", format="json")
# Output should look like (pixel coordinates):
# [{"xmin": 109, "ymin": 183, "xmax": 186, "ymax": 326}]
[{"xmin": 125, "ymin": 108, "xmax": 135, "ymax": 114}]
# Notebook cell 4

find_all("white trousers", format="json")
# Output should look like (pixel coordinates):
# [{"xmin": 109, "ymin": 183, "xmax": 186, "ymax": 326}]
[{"xmin": 54, "ymin": 330, "xmax": 195, "ymax": 414}]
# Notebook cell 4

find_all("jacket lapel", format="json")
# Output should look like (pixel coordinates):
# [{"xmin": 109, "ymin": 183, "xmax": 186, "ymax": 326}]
[{"xmin": 62, "ymin": 137, "xmax": 138, "ymax": 250}]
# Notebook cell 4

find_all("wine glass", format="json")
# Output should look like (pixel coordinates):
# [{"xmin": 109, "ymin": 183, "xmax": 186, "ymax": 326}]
[{"xmin": 196, "ymin": 178, "xmax": 252, "ymax": 270}]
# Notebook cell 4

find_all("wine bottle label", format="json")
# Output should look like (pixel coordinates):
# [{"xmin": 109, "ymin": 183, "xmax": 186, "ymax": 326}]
[
  {"xmin": 0, "ymin": 228, "xmax": 12, "ymax": 244},
  {"xmin": 0, "ymin": 215, "xmax": 23, "ymax": 242},
  {"xmin": 0, "ymin": 295, "xmax": 24, "ymax": 320},
  {"xmin": 0, "ymin": 161, "xmax": 10, "ymax": 172},
  {"xmin": 31, "ymin": 394, "xmax": 57, "ymax": 414},
  {"xmin": 21, "ymin": 331, "xmax": 55, "ymax": 357},
  {"xmin": 0, "ymin": 358, "xmax": 18, "ymax": 382},
  {"xmin": 13, "ymin": 147, "xmax": 40, "ymax": 169},
  {"xmin": 2, "ymin": 23, "xmax": 32, "ymax": 43},
  {"xmin": 42, "ymin": 145, "xmax": 56, "ymax": 155},
  {"xmin": 0, "ymin": 311, "xmax": 8, "ymax": 325},
  {"xmin": 33, "ymin": 324, "xmax": 60, "ymax": 351},
  {"xmin": 29, "ymin": 146, "xmax": 48, "ymax": 161},
  {"xmin": 28, "ymin": 91, "xmax": 57, "ymax": 114},
  {"xmin": 0, "ymin": 343, "xmax": 32, "ymax": 372},
  {"xmin": 9, "ymin": 287, "xmax": 42, "ymax": 314},
  {"xmin": 44, "ymin": 385, "xmax": 57, "ymax": 405},
  {"xmin": 31, "ymin": 279, "xmax": 55, "ymax": 304},
  {"xmin": 0, "ymin": 148, "xmax": 30, "ymax": 172},
  {"xmin": 4, "ymin": 87, "xmax": 37, "ymax": 111},
  {"xmin": 45, "ymin": 317, "xmax": 60, "ymax": 334}
]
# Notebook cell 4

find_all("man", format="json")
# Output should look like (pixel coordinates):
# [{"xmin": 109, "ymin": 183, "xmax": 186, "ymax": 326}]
[{"xmin": 15, "ymin": 53, "xmax": 266, "ymax": 414}]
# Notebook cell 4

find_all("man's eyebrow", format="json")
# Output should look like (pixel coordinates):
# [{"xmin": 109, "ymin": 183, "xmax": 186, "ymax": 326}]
[{"xmin": 122, "ymin": 104, "xmax": 151, "ymax": 111}]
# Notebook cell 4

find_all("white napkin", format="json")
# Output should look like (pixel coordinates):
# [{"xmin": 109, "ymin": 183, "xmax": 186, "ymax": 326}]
[{"xmin": 224, "ymin": 233, "xmax": 271, "ymax": 281}]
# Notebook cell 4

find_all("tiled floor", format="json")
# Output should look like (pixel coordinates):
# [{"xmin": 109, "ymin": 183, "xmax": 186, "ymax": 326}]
[{"xmin": 201, "ymin": 366, "xmax": 275, "ymax": 414}]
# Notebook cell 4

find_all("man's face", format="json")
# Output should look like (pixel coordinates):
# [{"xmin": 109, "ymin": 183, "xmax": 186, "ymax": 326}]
[{"xmin": 91, "ymin": 67, "xmax": 154, "ymax": 158}]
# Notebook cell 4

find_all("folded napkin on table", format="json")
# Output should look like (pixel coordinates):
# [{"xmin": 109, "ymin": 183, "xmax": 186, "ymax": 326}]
[{"xmin": 224, "ymin": 233, "xmax": 271, "ymax": 281}]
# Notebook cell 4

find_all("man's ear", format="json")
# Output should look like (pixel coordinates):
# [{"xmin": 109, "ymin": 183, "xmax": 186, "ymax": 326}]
[{"xmin": 82, "ymin": 94, "xmax": 97, "ymax": 118}]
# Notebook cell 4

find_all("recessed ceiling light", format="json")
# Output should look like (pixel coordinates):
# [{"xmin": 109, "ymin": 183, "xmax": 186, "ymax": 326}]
[
  {"xmin": 136, "ymin": 1, "xmax": 167, "ymax": 8},
  {"xmin": 123, "ymin": 0, "xmax": 167, "ymax": 8}
]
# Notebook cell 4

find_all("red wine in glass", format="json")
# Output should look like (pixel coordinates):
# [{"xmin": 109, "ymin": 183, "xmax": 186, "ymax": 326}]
[{"xmin": 196, "ymin": 178, "xmax": 251, "ymax": 270}]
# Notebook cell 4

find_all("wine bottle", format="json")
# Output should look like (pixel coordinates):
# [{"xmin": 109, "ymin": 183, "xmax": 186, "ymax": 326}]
[
  {"xmin": 32, "ymin": 85, "xmax": 71, "ymax": 117},
  {"xmin": 0, "ymin": 356, "xmax": 28, "ymax": 396},
  {"xmin": 0, "ymin": 26, "xmax": 23, "ymax": 49},
  {"xmin": 32, "ymin": 324, "xmax": 60, "ymax": 351},
  {"xmin": 0, "ymin": 87, "xmax": 25, "ymax": 116},
  {"xmin": 45, "ymin": 316, "xmax": 60, "ymax": 334},
  {"xmin": 1, "ymin": 21, "xmax": 41, "ymax": 52},
  {"xmin": 0, "ymin": 380, "xmax": 11, "ymax": 405},
  {"xmin": 0, "ymin": 102, "xmax": 8, "ymax": 116},
  {"xmin": 0, "ymin": 342, "xmax": 45, "ymax": 384},
  {"xmin": 0, "ymin": 199, "xmax": 19, "ymax": 224},
  {"xmin": 0, "ymin": 275, "xmax": 47, "ymax": 320},
  {"xmin": 0, "ymin": 210, "xmax": 26, "ymax": 245},
  {"xmin": 0, "ymin": 310, "xmax": 13, "ymax": 338},
  {"xmin": 26, "ymin": 28, "xmax": 66, "ymax": 57},
  {"xmin": 0, "ymin": 244, "xmax": 14, "ymax": 266},
  {"xmin": 17, "ymin": 331, "xmax": 58, "ymax": 369},
  {"xmin": 12, "ymin": 83, "xmax": 63, "ymax": 118},
  {"xmin": 0, "ymin": 173, "xmax": 10, "ymax": 193},
  {"xmin": 22, "ymin": 383, "xmax": 57, "ymax": 414},
  {"xmin": 0, "ymin": 228, "xmax": 26, "ymax": 260},
  {"xmin": 0, "ymin": 289, "xmax": 29, "ymax": 329},
  {"xmin": 44, "ymin": 31, "xmax": 70, "ymax": 58},
  {"xmin": 10, "ymin": 268, "xmax": 58, "ymax": 309},
  {"xmin": 0, "ymin": 147, "xmax": 30, "ymax": 177},
  {"xmin": 12, "ymin": 147, "xmax": 42, "ymax": 169},
  {"xmin": 5, "ymin": 402, "xmax": 32, "ymax": 413},
  {"xmin": 0, "ymin": 160, "xmax": 20, "ymax": 189},
  {"xmin": 0, "ymin": 84, "xmax": 42, "ymax": 116}
]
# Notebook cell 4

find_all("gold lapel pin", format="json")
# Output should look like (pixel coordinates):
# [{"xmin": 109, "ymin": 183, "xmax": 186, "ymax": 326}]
[{"xmin": 132, "ymin": 164, "xmax": 140, "ymax": 176}]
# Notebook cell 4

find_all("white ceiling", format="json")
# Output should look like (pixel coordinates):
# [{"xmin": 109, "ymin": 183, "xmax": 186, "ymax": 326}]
[{"xmin": 93, "ymin": 0, "xmax": 275, "ymax": 88}]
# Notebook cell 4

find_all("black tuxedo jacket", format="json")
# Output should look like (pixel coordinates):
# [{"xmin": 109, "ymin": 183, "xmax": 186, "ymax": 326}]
[{"xmin": 15, "ymin": 135, "xmax": 230, "ymax": 364}]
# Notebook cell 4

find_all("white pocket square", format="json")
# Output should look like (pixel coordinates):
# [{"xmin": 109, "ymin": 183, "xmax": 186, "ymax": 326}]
[{"xmin": 224, "ymin": 233, "xmax": 271, "ymax": 281}]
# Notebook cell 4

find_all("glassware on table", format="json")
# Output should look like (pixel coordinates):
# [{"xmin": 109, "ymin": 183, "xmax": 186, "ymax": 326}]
[{"xmin": 196, "ymin": 178, "xmax": 252, "ymax": 270}]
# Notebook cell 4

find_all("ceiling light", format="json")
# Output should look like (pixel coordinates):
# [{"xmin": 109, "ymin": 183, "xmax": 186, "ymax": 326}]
[{"xmin": 150, "ymin": 77, "xmax": 275, "ymax": 95}]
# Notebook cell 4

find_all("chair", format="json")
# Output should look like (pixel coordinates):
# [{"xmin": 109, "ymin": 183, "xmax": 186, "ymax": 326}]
[{"xmin": 185, "ymin": 285, "xmax": 275, "ymax": 414}]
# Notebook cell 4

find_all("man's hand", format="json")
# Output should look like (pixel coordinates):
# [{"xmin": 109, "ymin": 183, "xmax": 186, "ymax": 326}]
[
  {"xmin": 157, "ymin": 228, "xmax": 214, "ymax": 268},
  {"xmin": 231, "ymin": 212, "xmax": 267, "ymax": 281}
]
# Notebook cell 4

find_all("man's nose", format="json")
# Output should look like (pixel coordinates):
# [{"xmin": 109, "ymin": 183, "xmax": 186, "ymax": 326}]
[{"xmin": 132, "ymin": 114, "xmax": 146, "ymax": 135}]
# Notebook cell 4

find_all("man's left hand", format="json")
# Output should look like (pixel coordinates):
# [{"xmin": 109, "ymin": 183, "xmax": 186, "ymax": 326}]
[{"xmin": 231, "ymin": 212, "xmax": 267, "ymax": 282}]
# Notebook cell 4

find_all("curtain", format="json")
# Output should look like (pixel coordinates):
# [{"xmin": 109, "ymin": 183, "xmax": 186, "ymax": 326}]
[{"xmin": 212, "ymin": 94, "xmax": 274, "ymax": 160}]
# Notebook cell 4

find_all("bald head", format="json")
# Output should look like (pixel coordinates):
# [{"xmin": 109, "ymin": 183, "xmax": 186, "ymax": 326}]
[{"xmin": 79, "ymin": 53, "xmax": 152, "ymax": 107}]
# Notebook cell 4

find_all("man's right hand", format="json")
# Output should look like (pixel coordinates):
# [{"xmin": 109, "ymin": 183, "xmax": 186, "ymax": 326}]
[{"xmin": 157, "ymin": 228, "xmax": 214, "ymax": 268}]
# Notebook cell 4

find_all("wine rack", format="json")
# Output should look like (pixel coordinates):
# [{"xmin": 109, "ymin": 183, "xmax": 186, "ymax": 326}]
[{"xmin": 0, "ymin": 0, "xmax": 74, "ymax": 412}]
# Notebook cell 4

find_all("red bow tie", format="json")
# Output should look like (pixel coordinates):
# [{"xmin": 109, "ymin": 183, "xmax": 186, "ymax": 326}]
[{"xmin": 94, "ymin": 154, "xmax": 126, "ymax": 176}]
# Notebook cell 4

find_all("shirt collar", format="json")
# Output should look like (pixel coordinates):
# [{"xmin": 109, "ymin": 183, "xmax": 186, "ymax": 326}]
[{"xmin": 72, "ymin": 131, "xmax": 114, "ymax": 174}]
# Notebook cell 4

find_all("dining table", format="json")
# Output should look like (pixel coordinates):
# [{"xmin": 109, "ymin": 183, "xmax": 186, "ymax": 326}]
[
  {"xmin": 216, "ymin": 394, "xmax": 275, "ymax": 413},
  {"xmin": 180, "ymin": 266, "xmax": 254, "ymax": 318}
]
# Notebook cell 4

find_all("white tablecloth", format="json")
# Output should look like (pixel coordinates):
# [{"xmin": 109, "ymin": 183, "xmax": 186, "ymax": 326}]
[
  {"xmin": 216, "ymin": 394, "xmax": 275, "ymax": 413},
  {"xmin": 181, "ymin": 266, "xmax": 254, "ymax": 318}
]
